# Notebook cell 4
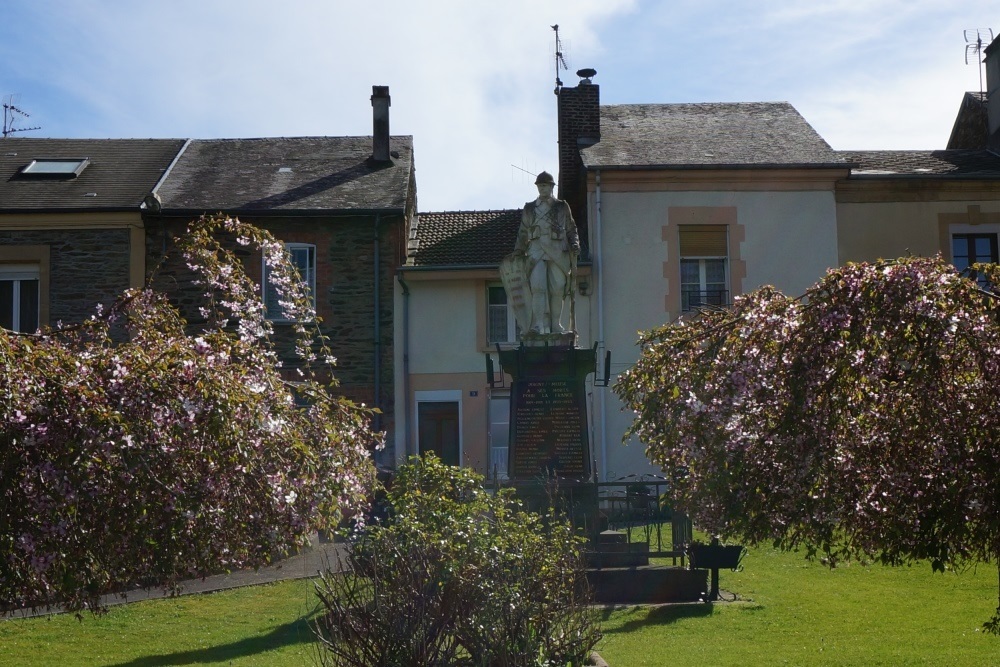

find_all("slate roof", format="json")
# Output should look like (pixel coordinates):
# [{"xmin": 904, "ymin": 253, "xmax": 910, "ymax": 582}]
[
  {"xmin": 0, "ymin": 138, "xmax": 186, "ymax": 211},
  {"xmin": 407, "ymin": 210, "xmax": 522, "ymax": 267},
  {"xmin": 947, "ymin": 92, "xmax": 989, "ymax": 150},
  {"xmin": 581, "ymin": 102, "xmax": 847, "ymax": 169},
  {"xmin": 155, "ymin": 136, "xmax": 413, "ymax": 214},
  {"xmin": 841, "ymin": 150, "xmax": 1000, "ymax": 179}
]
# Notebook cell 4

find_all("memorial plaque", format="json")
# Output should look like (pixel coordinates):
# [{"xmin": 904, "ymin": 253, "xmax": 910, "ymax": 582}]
[{"xmin": 500, "ymin": 346, "xmax": 596, "ymax": 480}]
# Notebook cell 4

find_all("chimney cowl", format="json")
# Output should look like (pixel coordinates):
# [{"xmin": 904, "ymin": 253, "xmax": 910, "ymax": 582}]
[
  {"xmin": 371, "ymin": 85, "xmax": 391, "ymax": 163},
  {"xmin": 577, "ymin": 68, "xmax": 597, "ymax": 84}
]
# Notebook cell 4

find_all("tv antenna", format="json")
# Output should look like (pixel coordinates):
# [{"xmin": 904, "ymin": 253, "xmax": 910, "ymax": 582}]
[
  {"xmin": 2, "ymin": 95, "xmax": 41, "ymax": 138},
  {"xmin": 551, "ymin": 24, "xmax": 569, "ymax": 95},
  {"xmin": 964, "ymin": 29, "xmax": 994, "ymax": 96}
]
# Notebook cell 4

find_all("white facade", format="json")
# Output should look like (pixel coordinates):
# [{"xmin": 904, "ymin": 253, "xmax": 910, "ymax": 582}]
[{"xmin": 584, "ymin": 171, "xmax": 843, "ymax": 479}]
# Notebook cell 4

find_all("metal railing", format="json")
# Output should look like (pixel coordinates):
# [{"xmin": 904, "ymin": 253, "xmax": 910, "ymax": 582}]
[
  {"xmin": 595, "ymin": 476, "xmax": 691, "ymax": 564},
  {"xmin": 492, "ymin": 474, "xmax": 692, "ymax": 566},
  {"xmin": 681, "ymin": 288, "xmax": 729, "ymax": 312}
]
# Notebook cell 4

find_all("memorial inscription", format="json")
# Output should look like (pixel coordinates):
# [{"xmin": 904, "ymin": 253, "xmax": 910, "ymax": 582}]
[{"xmin": 510, "ymin": 377, "xmax": 588, "ymax": 478}]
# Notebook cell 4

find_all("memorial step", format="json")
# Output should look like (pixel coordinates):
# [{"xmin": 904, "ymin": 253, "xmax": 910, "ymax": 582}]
[{"xmin": 586, "ymin": 565, "xmax": 707, "ymax": 604}]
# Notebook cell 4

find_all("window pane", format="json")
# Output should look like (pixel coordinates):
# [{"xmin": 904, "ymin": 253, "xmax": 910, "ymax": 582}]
[
  {"xmin": 489, "ymin": 396, "xmax": 510, "ymax": 479},
  {"xmin": 0, "ymin": 281, "xmax": 12, "ymax": 330},
  {"xmin": 704, "ymin": 259, "xmax": 726, "ymax": 283},
  {"xmin": 488, "ymin": 304, "xmax": 509, "ymax": 343},
  {"xmin": 488, "ymin": 286, "xmax": 507, "ymax": 306},
  {"xmin": 264, "ymin": 244, "xmax": 315, "ymax": 320},
  {"xmin": 680, "ymin": 260, "xmax": 699, "ymax": 285},
  {"xmin": 19, "ymin": 279, "xmax": 38, "ymax": 332}
]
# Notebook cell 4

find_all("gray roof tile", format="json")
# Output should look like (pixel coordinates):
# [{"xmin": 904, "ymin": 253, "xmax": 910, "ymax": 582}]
[
  {"xmin": 841, "ymin": 150, "xmax": 1000, "ymax": 178},
  {"xmin": 156, "ymin": 136, "xmax": 413, "ymax": 213},
  {"xmin": 582, "ymin": 102, "xmax": 845, "ymax": 169},
  {"xmin": 0, "ymin": 138, "xmax": 185, "ymax": 211}
]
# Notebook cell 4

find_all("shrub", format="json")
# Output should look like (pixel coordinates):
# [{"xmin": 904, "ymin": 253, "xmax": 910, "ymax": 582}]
[{"xmin": 313, "ymin": 454, "xmax": 601, "ymax": 666}]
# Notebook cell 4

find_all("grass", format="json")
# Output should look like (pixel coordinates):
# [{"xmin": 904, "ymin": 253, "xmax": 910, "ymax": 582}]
[
  {"xmin": 598, "ymin": 544, "xmax": 1000, "ymax": 666},
  {"xmin": 3, "ymin": 546, "xmax": 999, "ymax": 666},
  {"xmin": 0, "ymin": 579, "xmax": 322, "ymax": 666}
]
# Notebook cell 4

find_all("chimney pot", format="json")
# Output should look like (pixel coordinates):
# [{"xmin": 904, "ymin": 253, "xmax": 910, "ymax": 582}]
[{"xmin": 371, "ymin": 85, "xmax": 391, "ymax": 162}]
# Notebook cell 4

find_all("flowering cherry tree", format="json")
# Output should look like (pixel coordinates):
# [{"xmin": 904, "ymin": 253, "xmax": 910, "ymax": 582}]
[
  {"xmin": 0, "ymin": 215, "xmax": 379, "ymax": 614},
  {"xmin": 616, "ymin": 256, "xmax": 1000, "ymax": 630}
]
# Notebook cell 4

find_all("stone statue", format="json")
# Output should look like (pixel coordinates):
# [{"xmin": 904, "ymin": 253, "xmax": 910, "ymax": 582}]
[{"xmin": 500, "ymin": 171, "xmax": 580, "ymax": 336}]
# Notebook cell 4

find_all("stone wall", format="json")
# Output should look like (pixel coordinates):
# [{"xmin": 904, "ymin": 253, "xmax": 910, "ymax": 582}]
[
  {"xmin": 146, "ymin": 215, "xmax": 405, "ymax": 462},
  {"xmin": 0, "ymin": 228, "xmax": 132, "ymax": 326}
]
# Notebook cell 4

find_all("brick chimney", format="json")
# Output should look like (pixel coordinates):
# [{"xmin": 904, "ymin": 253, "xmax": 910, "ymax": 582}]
[
  {"xmin": 985, "ymin": 36, "xmax": 1000, "ymax": 150},
  {"xmin": 557, "ymin": 70, "xmax": 600, "ymax": 255},
  {"xmin": 371, "ymin": 85, "xmax": 391, "ymax": 162}
]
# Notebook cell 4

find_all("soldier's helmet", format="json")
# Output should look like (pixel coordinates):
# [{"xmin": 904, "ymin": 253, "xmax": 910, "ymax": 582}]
[{"xmin": 534, "ymin": 171, "xmax": 555, "ymax": 185}]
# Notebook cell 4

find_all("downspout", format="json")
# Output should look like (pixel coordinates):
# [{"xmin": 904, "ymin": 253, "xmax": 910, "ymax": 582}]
[
  {"xmin": 595, "ymin": 169, "xmax": 608, "ymax": 481},
  {"xmin": 373, "ymin": 214, "xmax": 382, "ymax": 436},
  {"xmin": 397, "ymin": 274, "xmax": 412, "ymax": 457}
]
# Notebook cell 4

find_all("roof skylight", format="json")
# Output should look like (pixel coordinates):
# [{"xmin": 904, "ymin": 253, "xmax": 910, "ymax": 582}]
[{"xmin": 20, "ymin": 158, "xmax": 90, "ymax": 177}]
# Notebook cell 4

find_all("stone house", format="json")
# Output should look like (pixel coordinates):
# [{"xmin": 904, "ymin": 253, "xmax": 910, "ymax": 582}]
[
  {"xmin": 0, "ymin": 139, "xmax": 184, "ymax": 331},
  {"xmin": 145, "ymin": 88, "xmax": 415, "ymax": 465},
  {"xmin": 0, "ymin": 88, "xmax": 415, "ymax": 467}
]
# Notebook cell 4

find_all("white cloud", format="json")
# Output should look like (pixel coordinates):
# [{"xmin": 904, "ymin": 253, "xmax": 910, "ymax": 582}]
[{"xmin": 0, "ymin": 0, "xmax": 994, "ymax": 210}]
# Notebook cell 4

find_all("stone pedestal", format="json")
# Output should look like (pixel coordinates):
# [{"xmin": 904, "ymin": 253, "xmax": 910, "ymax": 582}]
[{"xmin": 499, "ymin": 344, "xmax": 596, "ymax": 481}]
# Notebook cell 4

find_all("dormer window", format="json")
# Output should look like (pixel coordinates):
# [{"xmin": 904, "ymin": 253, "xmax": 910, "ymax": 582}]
[{"xmin": 20, "ymin": 158, "xmax": 90, "ymax": 178}]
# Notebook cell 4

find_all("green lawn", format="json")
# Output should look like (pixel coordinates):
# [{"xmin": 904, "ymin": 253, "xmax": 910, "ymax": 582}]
[
  {"xmin": 0, "ymin": 579, "xmax": 322, "ymax": 666},
  {"xmin": 599, "ymin": 544, "xmax": 1000, "ymax": 666},
  {"xmin": 3, "ymin": 546, "xmax": 999, "ymax": 666}
]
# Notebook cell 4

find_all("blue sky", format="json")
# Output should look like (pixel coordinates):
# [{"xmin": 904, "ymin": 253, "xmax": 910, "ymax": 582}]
[{"xmin": 0, "ymin": 1, "xmax": 994, "ymax": 211}]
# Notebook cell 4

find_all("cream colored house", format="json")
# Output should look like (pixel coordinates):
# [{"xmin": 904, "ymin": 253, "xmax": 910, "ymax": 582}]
[
  {"xmin": 398, "ymin": 32, "xmax": 1000, "ymax": 481},
  {"xmin": 558, "ymin": 89, "xmax": 850, "ymax": 479},
  {"xmin": 394, "ymin": 209, "xmax": 594, "ymax": 478}
]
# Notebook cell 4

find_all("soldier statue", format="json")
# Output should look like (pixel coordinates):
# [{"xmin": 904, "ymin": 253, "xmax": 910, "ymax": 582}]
[{"xmin": 500, "ymin": 171, "xmax": 580, "ymax": 336}]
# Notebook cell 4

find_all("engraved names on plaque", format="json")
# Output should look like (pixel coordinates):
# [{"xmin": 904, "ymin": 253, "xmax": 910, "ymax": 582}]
[{"xmin": 499, "ymin": 346, "xmax": 596, "ymax": 481}]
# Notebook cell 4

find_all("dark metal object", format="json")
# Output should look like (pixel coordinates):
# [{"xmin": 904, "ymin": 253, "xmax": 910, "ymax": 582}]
[{"xmin": 689, "ymin": 537, "xmax": 745, "ymax": 601}]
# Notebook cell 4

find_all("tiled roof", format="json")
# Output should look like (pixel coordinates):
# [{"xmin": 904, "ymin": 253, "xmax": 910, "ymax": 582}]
[
  {"xmin": 581, "ymin": 102, "xmax": 846, "ymax": 169},
  {"xmin": 156, "ymin": 136, "xmax": 413, "ymax": 213},
  {"xmin": 841, "ymin": 150, "xmax": 1000, "ymax": 178},
  {"xmin": 0, "ymin": 138, "xmax": 185, "ymax": 210},
  {"xmin": 407, "ymin": 209, "xmax": 522, "ymax": 267}
]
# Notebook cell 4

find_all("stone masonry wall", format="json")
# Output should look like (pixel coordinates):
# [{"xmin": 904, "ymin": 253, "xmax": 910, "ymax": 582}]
[
  {"xmin": 0, "ymin": 229, "xmax": 132, "ymax": 326},
  {"xmin": 146, "ymin": 215, "xmax": 404, "ymax": 462}
]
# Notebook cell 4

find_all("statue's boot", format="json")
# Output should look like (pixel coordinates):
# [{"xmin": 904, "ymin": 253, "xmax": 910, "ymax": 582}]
[{"xmin": 549, "ymin": 296, "xmax": 565, "ymax": 333}]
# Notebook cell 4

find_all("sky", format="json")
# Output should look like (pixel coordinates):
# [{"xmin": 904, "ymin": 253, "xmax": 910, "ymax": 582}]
[{"xmin": 0, "ymin": 1, "xmax": 995, "ymax": 212}]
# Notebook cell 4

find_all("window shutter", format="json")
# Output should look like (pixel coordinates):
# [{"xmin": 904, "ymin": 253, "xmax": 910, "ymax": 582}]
[{"xmin": 679, "ymin": 226, "xmax": 727, "ymax": 257}]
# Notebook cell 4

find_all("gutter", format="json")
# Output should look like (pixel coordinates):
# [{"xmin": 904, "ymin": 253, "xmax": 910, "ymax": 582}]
[
  {"xmin": 373, "ymin": 214, "xmax": 382, "ymax": 436},
  {"xmin": 595, "ymin": 168, "xmax": 607, "ymax": 481},
  {"xmin": 397, "ymin": 274, "xmax": 412, "ymax": 458},
  {"xmin": 398, "ymin": 260, "xmax": 594, "ymax": 273},
  {"xmin": 581, "ymin": 161, "xmax": 855, "ymax": 171}
]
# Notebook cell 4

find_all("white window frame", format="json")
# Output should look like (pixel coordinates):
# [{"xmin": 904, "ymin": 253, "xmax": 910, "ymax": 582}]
[
  {"xmin": 0, "ymin": 264, "xmax": 40, "ymax": 333},
  {"xmin": 263, "ymin": 243, "xmax": 316, "ymax": 321},
  {"xmin": 488, "ymin": 390, "xmax": 510, "ymax": 480},
  {"xmin": 679, "ymin": 227, "xmax": 730, "ymax": 312},
  {"xmin": 487, "ymin": 284, "xmax": 519, "ymax": 344}
]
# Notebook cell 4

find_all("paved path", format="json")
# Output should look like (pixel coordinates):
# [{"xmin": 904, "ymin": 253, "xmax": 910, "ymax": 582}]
[{"xmin": 3, "ymin": 539, "xmax": 348, "ymax": 620}]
